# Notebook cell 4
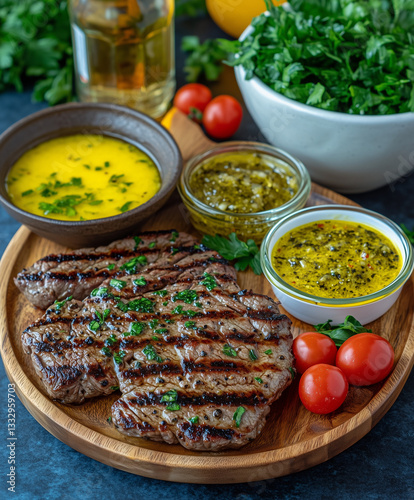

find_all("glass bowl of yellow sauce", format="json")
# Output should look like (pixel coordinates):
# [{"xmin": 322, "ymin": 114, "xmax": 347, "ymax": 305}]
[
  {"xmin": 261, "ymin": 205, "xmax": 414, "ymax": 325},
  {"xmin": 177, "ymin": 142, "xmax": 311, "ymax": 243},
  {"xmin": 0, "ymin": 103, "xmax": 182, "ymax": 248}
]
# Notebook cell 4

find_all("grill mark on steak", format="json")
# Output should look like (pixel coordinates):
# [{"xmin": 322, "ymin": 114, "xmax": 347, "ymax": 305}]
[{"xmin": 19, "ymin": 231, "xmax": 294, "ymax": 450}]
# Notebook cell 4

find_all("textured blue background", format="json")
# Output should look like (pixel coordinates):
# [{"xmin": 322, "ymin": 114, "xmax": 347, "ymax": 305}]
[{"xmin": 0, "ymin": 15, "xmax": 413, "ymax": 500}]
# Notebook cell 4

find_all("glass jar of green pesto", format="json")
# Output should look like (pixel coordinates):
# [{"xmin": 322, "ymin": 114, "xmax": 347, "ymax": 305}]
[{"xmin": 178, "ymin": 142, "xmax": 311, "ymax": 243}]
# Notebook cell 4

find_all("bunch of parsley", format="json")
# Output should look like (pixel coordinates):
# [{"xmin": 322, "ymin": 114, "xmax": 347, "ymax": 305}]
[
  {"xmin": 223, "ymin": 0, "xmax": 414, "ymax": 114},
  {"xmin": 0, "ymin": 0, "xmax": 74, "ymax": 105}
]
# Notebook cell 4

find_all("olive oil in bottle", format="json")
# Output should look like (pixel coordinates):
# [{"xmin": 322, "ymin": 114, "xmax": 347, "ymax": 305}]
[{"xmin": 68, "ymin": 0, "xmax": 175, "ymax": 118}]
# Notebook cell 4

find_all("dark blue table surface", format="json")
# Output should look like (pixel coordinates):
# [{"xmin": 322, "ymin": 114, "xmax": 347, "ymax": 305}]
[{"xmin": 0, "ymin": 14, "xmax": 413, "ymax": 500}]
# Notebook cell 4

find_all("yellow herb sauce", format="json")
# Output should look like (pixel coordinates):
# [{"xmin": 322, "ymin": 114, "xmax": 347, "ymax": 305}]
[
  {"xmin": 6, "ymin": 134, "xmax": 161, "ymax": 221},
  {"xmin": 272, "ymin": 220, "xmax": 401, "ymax": 298}
]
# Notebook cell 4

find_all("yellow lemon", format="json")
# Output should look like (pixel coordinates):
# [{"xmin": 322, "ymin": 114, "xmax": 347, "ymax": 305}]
[{"xmin": 206, "ymin": 0, "xmax": 286, "ymax": 39}]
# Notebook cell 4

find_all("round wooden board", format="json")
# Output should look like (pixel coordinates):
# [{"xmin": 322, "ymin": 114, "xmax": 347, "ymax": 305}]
[{"xmin": 1, "ymin": 184, "xmax": 413, "ymax": 484}]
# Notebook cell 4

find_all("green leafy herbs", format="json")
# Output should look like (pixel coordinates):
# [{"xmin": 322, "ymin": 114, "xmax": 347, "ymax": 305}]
[
  {"xmin": 202, "ymin": 233, "xmax": 262, "ymax": 275},
  {"xmin": 171, "ymin": 305, "xmax": 198, "ymax": 318},
  {"xmin": 105, "ymin": 334, "xmax": 117, "ymax": 346},
  {"xmin": 118, "ymin": 201, "xmax": 133, "ymax": 213},
  {"xmin": 249, "ymin": 349, "xmax": 258, "ymax": 361},
  {"xmin": 170, "ymin": 231, "xmax": 179, "ymax": 243},
  {"xmin": 133, "ymin": 277, "xmax": 147, "ymax": 287},
  {"xmin": 182, "ymin": 36, "xmax": 227, "ymax": 82},
  {"xmin": 113, "ymin": 350, "xmax": 126, "ymax": 365},
  {"xmin": 110, "ymin": 278, "xmax": 127, "ymax": 290},
  {"xmin": 233, "ymin": 406, "xmax": 246, "ymax": 428},
  {"xmin": 126, "ymin": 297, "xmax": 154, "ymax": 314},
  {"xmin": 148, "ymin": 241, "xmax": 156, "ymax": 249},
  {"xmin": 53, "ymin": 295, "xmax": 72, "ymax": 312},
  {"xmin": 223, "ymin": 344, "xmax": 237, "ymax": 357},
  {"xmin": 401, "ymin": 223, "xmax": 414, "ymax": 244},
  {"xmin": 314, "ymin": 315, "xmax": 372, "ymax": 347},
  {"xmin": 176, "ymin": 0, "xmax": 207, "ymax": 17},
  {"xmin": 200, "ymin": 272, "xmax": 217, "ymax": 291},
  {"xmin": 133, "ymin": 236, "xmax": 142, "ymax": 250},
  {"xmin": 264, "ymin": 349, "xmax": 272, "ymax": 355},
  {"xmin": 91, "ymin": 287, "xmax": 113, "ymax": 299},
  {"xmin": 107, "ymin": 264, "xmax": 115, "ymax": 271},
  {"xmin": 153, "ymin": 289, "xmax": 168, "ymax": 297},
  {"xmin": 188, "ymin": 416, "xmax": 199, "ymax": 424},
  {"xmin": 149, "ymin": 319, "xmax": 159, "ymax": 329},
  {"xmin": 125, "ymin": 322, "xmax": 146, "ymax": 337},
  {"xmin": 172, "ymin": 290, "xmax": 198, "ymax": 304},
  {"xmin": 0, "ymin": 0, "xmax": 74, "ymax": 105},
  {"xmin": 184, "ymin": 320, "xmax": 197, "ymax": 329},
  {"xmin": 166, "ymin": 402, "xmax": 181, "ymax": 411},
  {"xmin": 120, "ymin": 255, "xmax": 148, "ymax": 274},
  {"xmin": 254, "ymin": 377, "xmax": 263, "ymax": 384},
  {"xmin": 89, "ymin": 308, "xmax": 110, "ymax": 331},
  {"xmin": 155, "ymin": 328, "xmax": 168, "ymax": 334},
  {"xmin": 288, "ymin": 367, "xmax": 296, "ymax": 380},
  {"xmin": 110, "ymin": 386, "xmax": 119, "ymax": 391},
  {"xmin": 101, "ymin": 346, "xmax": 112, "ymax": 357},
  {"xmin": 143, "ymin": 344, "xmax": 163, "ymax": 363},
  {"xmin": 161, "ymin": 389, "xmax": 178, "ymax": 402},
  {"xmin": 224, "ymin": 0, "xmax": 414, "ymax": 115}
]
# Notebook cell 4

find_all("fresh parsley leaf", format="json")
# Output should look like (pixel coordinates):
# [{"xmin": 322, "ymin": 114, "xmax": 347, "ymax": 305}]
[
  {"xmin": 401, "ymin": 223, "xmax": 414, "ymax": 244},
  {"xmin": 314, "ymin": 315, "xmax": 372, "ymax": 347},
  {"xmin": 182, "ymin": 36, "xmax": 227, "ymax": 82},
  {"xmin": 53, "ymin": 295, "xmax": 72, "ymax": 312},
  {"xmin": 188, "ymin": 416, "xmax": 199, "ymax": 424},
  {"xmin": 202, "ymin": 233, "xmax": 262, "ymax": 275},
  {"xmin": 233, "ymin": 406, "xmax": 246, "ymax": 428},
  {"xmin": 223, "ymin": 344, "xmax": 237, "ymax": 357}
]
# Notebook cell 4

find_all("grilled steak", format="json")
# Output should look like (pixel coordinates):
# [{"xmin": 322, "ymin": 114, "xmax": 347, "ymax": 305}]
[
  {"xmin": 15, "ymin": 230, "xmax": 198, "ymax": 309},
  {"xmin": 20, "ymin": 232, "xmax": 294, "ymax": 451}
]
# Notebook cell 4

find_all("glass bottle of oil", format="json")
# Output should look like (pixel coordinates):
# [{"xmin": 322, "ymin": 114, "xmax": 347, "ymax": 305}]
[{"xmin": 68, "ymin": 0, "xmax": 175, "ymax": 119}]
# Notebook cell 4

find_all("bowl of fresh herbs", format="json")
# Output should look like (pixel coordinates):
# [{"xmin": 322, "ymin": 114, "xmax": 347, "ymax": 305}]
[{"xmin": 227, "ymin": 0, "xmax": 414, "ymax": 193}]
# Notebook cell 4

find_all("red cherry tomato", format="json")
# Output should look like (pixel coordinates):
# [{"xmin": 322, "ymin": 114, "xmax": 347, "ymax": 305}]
[
  {"xmin": 336, "ymin": 333, "xmax": 394, "ymax": 386},
  {"xmin": 202, "ymin": 95, "xmax": 243, "ymax": 139},
  {"xmin": 173, "ymin": 84, "xmax": 212, "ymax": 119},
  {"xmin": 293, "ymin": 332, "xmax": 337, "ymax": 374},
  {"xmin": 299, "ymin": 364, "xmax": 349, "ymax": 414}
]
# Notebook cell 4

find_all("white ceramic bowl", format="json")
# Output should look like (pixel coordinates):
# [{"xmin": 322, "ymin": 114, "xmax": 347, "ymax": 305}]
[
  {"xmin": 235, "ymin": 26, "xmax": 414, "ymax": 194},
  {"xmin": 261, "ymin": 205, "xmax": 414, "ymax": 325}
]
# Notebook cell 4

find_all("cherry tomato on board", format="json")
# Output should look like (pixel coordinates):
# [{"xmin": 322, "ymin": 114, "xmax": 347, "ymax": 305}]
[
  {"xmin": 202, "ymin": 95, "xmax": 243, "ymax": 139},
  {"xmin": 293, "ymin": 332, "xmax": 337, "ymax": 374},
  {"xmin": 336, "ymin": 333, "xmax": 394, "ymax": 386},
  {"xmin": 299, "ymin": 364, "xmax": 349, "ymax": 414},
  {"xmin": 173, "ymin": 84, "xmax": 212, "ymax": 119}
]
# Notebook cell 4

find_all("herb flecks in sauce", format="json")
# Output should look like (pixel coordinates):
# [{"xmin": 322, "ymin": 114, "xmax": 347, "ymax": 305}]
[
  {"xmin": 272, "ymin": 220, "xmax": 401, "ymax": 299},
  {"xmin": 6, "ymin": 135, "xmax": 161, "ymax": 221},
  {"xmin": 189, "ymin": 151, "xmax": 298, "ymax": 213}
]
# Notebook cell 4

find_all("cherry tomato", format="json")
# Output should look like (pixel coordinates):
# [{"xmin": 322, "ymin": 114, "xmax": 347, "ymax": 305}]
[
  {"xmin": 299, "ymin": 364, "xmax": 348, "ymax": 414},
  {"xmin": 202, "ymin": 95, "xmax": 243, "ymax": 139},
  {"xmin": 293, "ymin": 332, "xmax": 337, "ymax": 374},
  {"xmin": 173, "ymin": 84, "xmax": 212, "ymax": 119},
  {"xmin": 336, "ymin": 333, "xmax": 394, "ymax": 386}
]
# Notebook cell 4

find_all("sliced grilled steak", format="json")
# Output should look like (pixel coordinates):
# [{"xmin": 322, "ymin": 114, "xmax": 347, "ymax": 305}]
[
  {"xmin": 15, "ymin": 230, "xmax": 199, "ymax": 309},
  {"xmin": 20, "ymin": 234, "xmax": 294, "ymax": 450}
]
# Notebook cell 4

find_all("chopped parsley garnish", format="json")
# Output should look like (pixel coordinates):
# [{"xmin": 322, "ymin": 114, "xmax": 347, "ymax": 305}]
[
  {"xmin": 149, "ymin": 319, "xmax": 159, "ymax": 329},
  {"xmin": 129, "ymin": 322, "xmax": 146, "ymax": 336},
  {"xmin": 155, "ymin": 328, "xmax": 168, "ymax": 334},
  {"xmin": 172, "ymin": 290, "xmax": 198, "ymax": 304},
  {"xmin": 233, "ymin": 406, "xmax": 246, "ymax": 428},
  {"xmin": 115, "ymin": 298, "xmax": 128, "ymax": 312},
  {"xmin": 110, "ymin": 278, "xmax": 127, "ymax": 290},
  {"xmin": 152, "ymin": 336, "xmax": 160, "ymax": 341},
  {"xmin": 153, "ymin": 289, "xmax": 168, "ymax": 297},
  {"xmin": 126, "ymin": 297, "xmax": 154, "ymax": 313},
  {"xmin": 113, "ymin": 350, "xmax": 126, "ymax": 364},
  {"xmin": 149, "ymin": 241, "xmax": 156, "ymax": 249},
  {"xmin": 119, "ymin": 201, "xmax": 133, "ymax": 213},
  {"xmin": 53, "ymin": 295, "xmax": 73, "ymax": 312},
  {"xmin": 163, "ymin": 301, "xmax": 168, "ymax": 306},
  {"xmin": 289, "ymin": 367, "xmax": 296, "ymax": 380},
  {"xmin": 170, "ymin": 231, "xmax": 179, "ymax": 242},
  {"xmin": 249, "ymin": 349, "xmax": 258, "ymax": 361},
  {"xmin": 195, "ymin": 302, "xmax": 202, "ymax": 308},
  {"xmin": 223, "ymin": 344, "xmax": 237, "ymax": 357},
  {"xmin": 264, "ymin": 349, "xmax": 272, "ymax": 355},
  {"xmin": 254, "ymin": 377, "xmax": 263, "ymax": 384},
  {"xmin": 89, "ymin": 308, "xmax": 111, "ymax": 331},
  {"xmin": 107, "ymin": 417, "xmax": 112, "ymax": 423},
  {"xmin": 200, "ymin": 272, "xmax": 217, "ymax": 291},
  {"xmin": 166, "ymin": 403, "xmax": 181, "ymax": 411},
  {"xmin": 105, "ymin": 334, "xmax": 117, "ymax": 346},
  {"xmin": 107, "ymin": 264, "xmax": 115, "ymax": 271},
  {"xmin": 120, "ymin": 255, "xmax": 148, "ymax": 274},
  {"xmin": 183, "ymin": 309, "xmax": 198, "ymax": 318},
  {"xmin": 133, "ymin": 236, "xmax": 142, "ymax": 250},
  {"xmin": 161, "ymin": 389, "xmax": 178, "ymax": 402},
  {"xmin": 104, "ymin": 161, "xmax": 110, "ymax": 167},
  {"xmin": 184, "ymin": 321, "xmax": 197, "ymax": 329},
  {"xmin": 101, "ymin": 347, "xmax": 112, "ymax": 357},
  {"xmin": 135, "ymin": 361, "xmax": 141, "ymax": 368},
  {"xmin": 165, "ymin": 319, "xmax": 174, "ymax": 324},
  {"xmin": 133, "ymin": 277, "xmax": 147, "ymax": 286},
  {"xmin": 172, "ymin": 305, "xmax": 183, "ymax": 315},
  {"xmin": 188, "ymin": 416, "xmax": 199, "ymax": 424},
  {"xmin": 171, "ymin": 248, "xmax": 179, "ymax": 255},
  {"xmin": 110, "ymin": 385, "xmax": 119, "ymax": 391},
  {"xmin": 91, "ymin": 287, "xmax": 113, "ymax": 299},
  {"xmin": 21, "ymin": 189, "xmax": 33, "ymax": 197},
  {"xmin": 143, "ymin": 344, "xmax": 162, "ymax": 363}
]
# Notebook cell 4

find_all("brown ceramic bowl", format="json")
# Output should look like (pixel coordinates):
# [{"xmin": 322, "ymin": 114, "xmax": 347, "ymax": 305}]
[{"xmin": 0, "ymin": 102, "xmax": 182, "ymax": 248}]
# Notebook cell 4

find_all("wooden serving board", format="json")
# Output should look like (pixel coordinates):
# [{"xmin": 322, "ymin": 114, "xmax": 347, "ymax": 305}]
[{"xmin": 0, "ymin": 110, "xmax": 413, "ymax": 484}]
